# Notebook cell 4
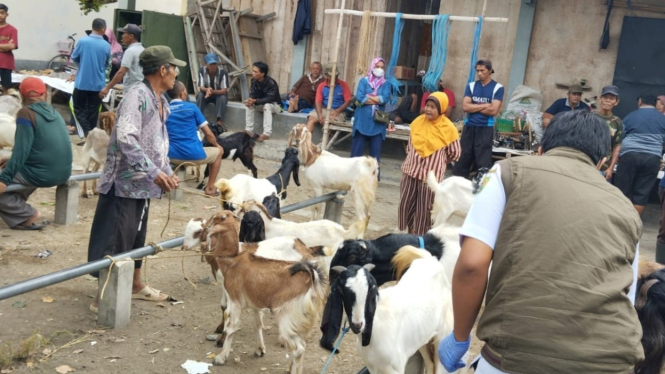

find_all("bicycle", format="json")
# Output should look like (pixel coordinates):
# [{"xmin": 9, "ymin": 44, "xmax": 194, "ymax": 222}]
[{"xmin": 48, "ymin": 33, "xmax": 78, "ymax": 73}]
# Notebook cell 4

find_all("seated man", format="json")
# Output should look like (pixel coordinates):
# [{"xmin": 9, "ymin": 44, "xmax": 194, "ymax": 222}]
[
  {"xmin": 196, "ymin": 53, "xmax": 229, "ymax": 133},
  {"xmin": 245, "ymin": 61, "xmax": 281, "ymax": 142},
  {"xmin": 0, "ymin": 77, "xmax": 72, "ymax": 230},
  {"xmin": 306, "ymin": 64, "xmax": 352, "ymax": 133},
  {"xmin": 287, "ymin": 61, "xmax": 324, "ymax": 112},
  {"xmin": 542, "ymin": 84, "xmax": 589, "ymax": 128},
  {"xmin": 166, "ymin": 81, "xmax": 224, "ymax": 197}
]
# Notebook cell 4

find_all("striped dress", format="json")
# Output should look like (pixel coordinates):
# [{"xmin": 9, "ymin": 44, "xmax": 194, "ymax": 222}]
[{"xmin": 398, "ymin": 139, "xmax": 461, "ymax": 235}]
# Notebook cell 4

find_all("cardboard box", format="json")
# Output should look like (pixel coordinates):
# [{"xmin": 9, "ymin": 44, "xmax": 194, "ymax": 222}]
[{"xmin": 393, "ymin": 66, "xmax": 415, "ymax": 80}]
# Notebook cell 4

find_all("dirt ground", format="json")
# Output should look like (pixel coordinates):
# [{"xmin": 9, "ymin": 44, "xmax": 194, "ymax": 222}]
[{"xmin": 0, "ymin": 140, "xmax": 659, "ymax": 374}]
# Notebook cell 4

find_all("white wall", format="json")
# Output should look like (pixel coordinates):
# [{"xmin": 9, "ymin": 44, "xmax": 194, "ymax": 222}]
[{"xmin": 11, "ymin": 0, "xmax": 184, "ymax": 64}]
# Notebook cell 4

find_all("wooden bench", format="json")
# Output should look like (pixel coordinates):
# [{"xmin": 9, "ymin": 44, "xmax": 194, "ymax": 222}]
[{"xmin": 325, "ymin": 121, "xmax": 411, "ymax": 151}]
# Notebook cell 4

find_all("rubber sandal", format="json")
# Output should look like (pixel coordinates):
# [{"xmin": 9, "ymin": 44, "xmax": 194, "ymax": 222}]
[
  {"xmin": 11, "ymin": 222, "xmax": 46, "ymax": 230},
  {"xmin": 132, "ymin": 286, "xmax": 170, "ymax": 302}
]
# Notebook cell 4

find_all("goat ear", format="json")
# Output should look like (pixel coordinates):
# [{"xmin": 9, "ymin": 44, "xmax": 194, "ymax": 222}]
[
  {"xmin": 287, "ymin": 128, "xmax": 295, "ymax": 148},
  {"xmin": 362, "ymin": 263, "xmax": 375, "ymax": 272},
  {"xmin": 361, "ymin": 278, "xmax": 379, "ymax": 347},
  {"xmin": 331, "ymin": 266, "xmax": 346, "ymax": 274},
  {"xmin": 292, "ymin": 164, "xmax": 301, "ymax": 187},
  {"xmin": 319, "ymin": 279, "xmax": 344, "ymax": 353}
]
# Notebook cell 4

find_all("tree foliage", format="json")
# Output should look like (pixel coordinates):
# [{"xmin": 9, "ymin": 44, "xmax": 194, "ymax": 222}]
[{"xmin": 78, "ymin": 0, "xmax": 118, "ymax": 15}]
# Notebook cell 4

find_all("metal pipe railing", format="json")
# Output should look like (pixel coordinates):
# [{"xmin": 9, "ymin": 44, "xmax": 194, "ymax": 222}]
[
  {"xmin": 0, "ymin": 190, "xmax": 347, "ymax": 302},
  {"xmin": 5, "ymin": 172, "xmax": 102, "ymax": 193}
]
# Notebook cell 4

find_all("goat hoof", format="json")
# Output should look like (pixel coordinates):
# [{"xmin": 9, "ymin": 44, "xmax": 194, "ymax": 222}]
[
  {"xmin": 215, "ymin": 336, "xmax": 225, "ymax": 348},
  {"xmin": 212, "ymin": 354, "xmax": 227, "ymax": 366},
  {"xmin": 254, "ymin": 347, "xmax": 266, "ymax": 357},
  {"xmin": 214, "ymin": 323, "xmax": 225, "ymax": 334},
  {"xmin": 93, "ymin": 190, "xmax": 99, "ymax": 195},
  {"xmin": 205, "ymin": 334, "xmax": 218, "ymax": 342},
  {"xmin": 80, "ymin": 193, "xmax": 90, "ymax": 198}
]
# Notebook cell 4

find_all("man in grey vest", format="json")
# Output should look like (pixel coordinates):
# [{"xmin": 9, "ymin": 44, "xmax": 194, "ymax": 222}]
[{"xmin": 439, "ymin": 110, "xmax": 643, "ymax": 373}]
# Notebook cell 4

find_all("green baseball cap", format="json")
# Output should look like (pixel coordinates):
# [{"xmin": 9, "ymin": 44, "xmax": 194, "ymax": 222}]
[{"xmin": 139, "ymin": 45, "xmax": 187, "ymax": 68}]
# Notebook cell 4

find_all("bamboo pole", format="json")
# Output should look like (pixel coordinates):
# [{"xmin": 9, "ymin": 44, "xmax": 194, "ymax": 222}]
[
  {"xmin": 482, "ymin": 0, "xmax": 488, "ymax": 17},
  {"xmin": 321, "ymin": 0, "xmax": 347, "ymax": 150},
  {"xmin": 324, "ymin": 9, "xmax": 508, "ymax": 23}
]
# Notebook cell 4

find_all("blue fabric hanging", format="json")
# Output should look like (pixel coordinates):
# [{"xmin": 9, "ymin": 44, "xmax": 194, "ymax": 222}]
[
  {"xmin": 466, "ymin": 17, "xmax": 483, "ymax": 84},
  {"xmin": 422, "ymin": 15, "xmax": 452, "ymax": 93},
  {"xmin": 385, "ymin": 13, "xmax": 405, "ymax": 105}
]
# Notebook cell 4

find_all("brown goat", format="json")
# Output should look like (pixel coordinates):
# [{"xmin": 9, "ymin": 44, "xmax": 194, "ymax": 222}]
[{"xmin": 202, "ymin": 211, "xmax": 326, "ymax": 373}]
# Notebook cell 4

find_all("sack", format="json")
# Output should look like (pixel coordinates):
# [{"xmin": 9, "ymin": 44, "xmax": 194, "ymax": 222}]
[{"xmin": 373, "ymin": 109, "xmax": 389, "ymax": 124}]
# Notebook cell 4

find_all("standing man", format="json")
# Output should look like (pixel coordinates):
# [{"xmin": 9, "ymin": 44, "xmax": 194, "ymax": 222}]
[
  {"xmin": 452, "ymin": 59, "xmax": 504, "ymax": 179},
  {"xmin": 595, "ymin": 85, "xmax": 623, "ymax": 181},
  {"xmin": 306, "ymin": 64, "xmax": 352, "ymax": 133},
  {"xmin": 439, "ymin": 111, "xmax": 643, "ymax": 374},
  {"xmin": 613, "ymin": 94, "xmax": 665, "ymax": 216},
  {"xmin": 245, "ymin": 61, "xmax": 281, "ymax": 142},
  {"xmin": 287, "ymin": 61, "xmax": 324, "ymax": 112},
  {"xmin": 196, "ymin": 53, "xmax": 228, "ymax": 134},
  {"xmin": 99, "ymin": 23, "xmax": 144, "ymax": 98},
  {"xmin": 0, "ymin": 4, "xmax": 17, "ymax": 93},
  {"xmin": 87, "ymin": 46, "xmax": 186, "ymax": 311},
  {"xmin": 542, "ymin": 84, "xmax": 590, "ymax": 128},
  {"xmin": 71, "ymin": 18, "xmax": 110, "ymax": 137},
  {"xmin": 0, "ymin": 78, "xmax": 72, "ymax": 230}
]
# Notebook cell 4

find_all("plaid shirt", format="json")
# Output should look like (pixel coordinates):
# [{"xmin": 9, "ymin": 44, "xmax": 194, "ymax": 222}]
[{"xmin": 98, "ymin": 81, "xmax": 173, "ymax": 199}]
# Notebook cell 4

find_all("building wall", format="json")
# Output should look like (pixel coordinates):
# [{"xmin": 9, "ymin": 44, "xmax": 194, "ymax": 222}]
[
  {"xmin": 524, "ymin": 0, "xmax": 665, "ymax": 111},
  {"xmin": 13, "ymin": 0, "xmax": 184, "ymax": 68}
]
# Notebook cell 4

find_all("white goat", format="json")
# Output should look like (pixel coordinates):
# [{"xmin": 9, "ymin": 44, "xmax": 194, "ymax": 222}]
[
  {"xmin": 81, "ymin": 111, "xmax": 115, "ymax": 197},
  {"xmin": 323, "ymin": 247, "xmax": 456, "ymax": 374},
  {"xmin": 289, "ymin": 124, "xmax": 378, "ymax": 220},
  {"xmin": 427, "ymin": 170, "xmax": 474, "ymax": 227},
  {"xmin": 201, "ymin": 212, "xmax": 326, "ymax": 374},
  {"xmin": 0, "ymin": 89, "xmax": 22, "ymax": 149}
]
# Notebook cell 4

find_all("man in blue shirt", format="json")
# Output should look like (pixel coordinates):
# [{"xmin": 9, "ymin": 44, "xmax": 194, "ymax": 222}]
[
  {"xmin": 614, "ymin": 94, "xmax": 665, "ymax": 217},
  {"xmin": 542, "ymin": 84, "xmax": 590, "ymax": 128},
  {"xmin": 452, "ymin": 59, "xmax": 504, "ymax": 178},
  {"xmin": 166, "ymin": 81, "xmax": 224, "ymax": 196},
  {"xmin": 70, "ymin": 18, "xmax": 110, "ymax": 137}
]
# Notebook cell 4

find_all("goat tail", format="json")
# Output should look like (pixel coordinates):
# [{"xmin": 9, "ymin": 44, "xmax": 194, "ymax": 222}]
[
  {"xmin": 290, "ymin": 260, "xmax": 327, "ymax": 298},
  {"xmin": 345, "ymin": 216, "xmax": 370, "ymax": 240},
  {"xmin": 392, "ymin": 245, "xmax": 433, "ymax": 281},
  {"xmin": 427, "ymin": 170, "xmax": 439, "ymax": 192}
]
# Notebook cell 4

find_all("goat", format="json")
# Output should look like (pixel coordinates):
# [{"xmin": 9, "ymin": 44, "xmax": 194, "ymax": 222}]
[
  {"xmin": 0, "ymin": 89, "xmax": 22, "ymax": 149},
  {"xmin": 288, "ymin": 123, "xmax": 378, "ymax": 220},
  {"xmin": 427, "ymin": 171, "xmax": 474, "ymax": 227},
  {"xmin": 328, "ymin": 223, "xmax": 460, "ymax": 291},
  {"xmin": 321, "ymin": 246, "xmax": 454, "ymax": 373},
  {"xmin": 202, "ymin": 211, "xmax": 327, "ymax": 373},
  {"xmin": 197, "ymin": 131, "xmax": 259, "ymax": 189},
  {"xmin": 81, "ymin": 111, "xmax": 115, "ymax": 197},
  {"xmin": 262, "ymin": 193, "xmax": 281, "ymax": 218},
  {"xmin": 635, "ymin": 261, "xmax": 665, "ymax": 374},
  {"xmin": 214, "ymin": 149, "xmax": 301, "ymax": 212}
]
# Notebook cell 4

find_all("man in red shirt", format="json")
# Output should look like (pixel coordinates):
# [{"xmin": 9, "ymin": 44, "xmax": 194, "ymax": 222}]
[
  {"xmin": 306, "ymin": 64, "xmax": 352, "ymax": 133},
  {"xmin": 0, "ymin": 4, "xmax": 17, "ymax": 93},
  {"xmin": 420, "ymin": 80, "xmax": 456, "ymax": 118}
]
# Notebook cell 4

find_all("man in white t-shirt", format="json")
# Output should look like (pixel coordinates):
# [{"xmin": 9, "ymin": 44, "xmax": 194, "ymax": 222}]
[{"xmin": 439, "ymin": 111, "xmax": 643, "ymax": 373}]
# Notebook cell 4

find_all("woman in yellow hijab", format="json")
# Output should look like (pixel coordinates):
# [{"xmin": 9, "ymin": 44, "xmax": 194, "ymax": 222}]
[{"xmin": 398, "ymin": 91, "xmax": 461, "ymax": 235}]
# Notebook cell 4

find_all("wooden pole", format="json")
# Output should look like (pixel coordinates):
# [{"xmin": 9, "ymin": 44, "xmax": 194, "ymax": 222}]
[
  {"xmin": 321, "ymin": 0, "xmax": 347, "ymax": 150},
  {"xmin": 324, "ymin": 9, "xmax": 508, "ymax": 23},
  {"xmin": 482, "ymin": 0, "xmax": 488, "ymax": 17}
]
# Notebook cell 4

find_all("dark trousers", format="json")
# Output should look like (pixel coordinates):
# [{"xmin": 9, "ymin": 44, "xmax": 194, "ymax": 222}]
[
  {"xmin": 452, "ymin": 125, "xmax": 495, "ymax": 178},
  {"xmin": 658, "ymin": 187, "xmax": 665, "ymax": 243},
  {"xmin": 614, "ymin": 152, "xmax": 661, "ymax": 206},
  {"xmin": 72, "ymin": 88, "xmax": 103, "ymax": 136},
  {"xmin": 350, "ymin": 132, "xmax": 383, "ymax": 180},
  {"xmin": 87, "ymin": 184, "xmax": 149, "ymax": 278},
  {"xmin": 196, "ymin": 92, "xmax": 228, "ymax": 122}
]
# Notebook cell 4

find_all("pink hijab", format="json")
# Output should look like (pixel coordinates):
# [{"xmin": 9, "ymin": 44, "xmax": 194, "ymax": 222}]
[
  {"xmin": 367, "ymin": 57, "xmax": 386, "ymax": 93},
  {"xmin": 658, "ymin": 95, "xmax": 665, "ymax": 114},
  {"xmin": 105, "ymin": 29, "xmax": 124, "ymax": 64}
]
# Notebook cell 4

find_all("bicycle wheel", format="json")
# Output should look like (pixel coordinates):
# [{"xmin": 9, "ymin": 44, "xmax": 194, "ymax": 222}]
[{"xmin": 48, "ymin": 54, "xmax": 69, "ymax": 72}]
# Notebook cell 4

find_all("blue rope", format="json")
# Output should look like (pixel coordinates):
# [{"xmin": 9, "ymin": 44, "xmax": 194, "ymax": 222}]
[
  {"xmin": 320, "ymin": 324, "xmax": 350, "ymax": 374},
  {"xmin": 385, "ymin": 13, "xmax": 405, "ymax": 105},
  {"xmin": 422, "ymin": 15, "xmax": 452, "ymax": 93},
  {"xmin": 466, "ymin": 17, "xmax": 484, "ymax": 85}
]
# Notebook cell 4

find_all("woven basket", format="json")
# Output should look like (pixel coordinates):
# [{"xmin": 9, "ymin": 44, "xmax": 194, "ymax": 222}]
[{"xmin": 496, "ymin": 118, "xmax": 515, "ymax": 133}]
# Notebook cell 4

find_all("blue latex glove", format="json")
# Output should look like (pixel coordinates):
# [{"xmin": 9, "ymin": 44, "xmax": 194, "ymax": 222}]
[{"xmin": 438, "ymin": 332, "xmax": 470, "ymax": 373}]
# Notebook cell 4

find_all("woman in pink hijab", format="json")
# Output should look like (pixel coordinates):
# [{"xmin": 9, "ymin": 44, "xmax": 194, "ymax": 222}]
[
  {"xmin": 104, "ymin": 28, "xmax": 124, "ymax": 80},
  {"xmin": 350, "ymin": 57, "xmax": 391, "ymax": 180},
  {"xmin": 656, "ymin": 95, "xmax": 665, "ymax": 114}
]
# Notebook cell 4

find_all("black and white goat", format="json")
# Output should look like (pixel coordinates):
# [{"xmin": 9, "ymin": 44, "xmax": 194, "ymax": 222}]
[
  {"xmin": 197, "ymin": 130, "xmax": 259, "ymax": 189},
  {"xmin": 214, "ymin": 149, "xmax": 300, "ymax": 212},
  {"xmin": 321, "ymin": 247, "xmax": 455, "ymax": 373},
  {"xmin": 635, "ymin": 261, "xmax": 665, "ymax": 374}
]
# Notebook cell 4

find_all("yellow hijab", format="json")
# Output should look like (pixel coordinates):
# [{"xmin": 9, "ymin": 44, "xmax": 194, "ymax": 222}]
[{"xmin": 410, "ymin": 91, "xmax": 459, "ymax": 158}]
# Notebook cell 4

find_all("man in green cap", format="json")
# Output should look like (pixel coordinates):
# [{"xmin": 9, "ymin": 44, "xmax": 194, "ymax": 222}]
[{"xmin": 87, "ymin": 46, "xmax": 186, "ymax": 312}]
